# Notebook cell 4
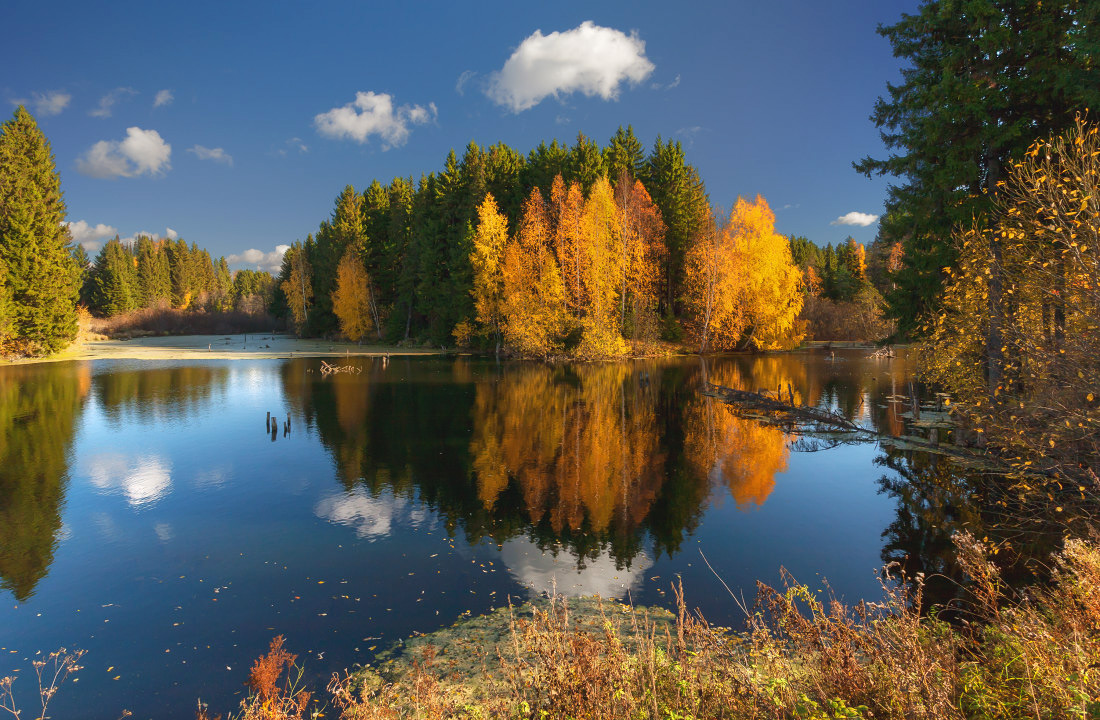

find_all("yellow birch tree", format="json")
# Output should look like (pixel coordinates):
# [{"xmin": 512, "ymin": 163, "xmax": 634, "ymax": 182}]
[
  {"xmin": 470, "ymin": 193, "xmax": 509, "ymax": 353},
  {"xmin": 332, "ymin": 249, "xmax": 375, "ymax": 343}
]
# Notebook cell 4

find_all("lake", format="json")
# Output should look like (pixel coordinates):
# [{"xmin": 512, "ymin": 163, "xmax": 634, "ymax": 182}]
[{"xmin": 0, "ymin": 349, "xmax": 973, "ymax": 719}]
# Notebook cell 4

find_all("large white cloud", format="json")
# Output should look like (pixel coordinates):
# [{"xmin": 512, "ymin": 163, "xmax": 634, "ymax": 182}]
[
  {"xmin": 227, "ymin": 244, "xmax": 289, "ymax": 274},
  {"xmin": 90, "ymin": 87, "xmax": 137, "ymax": 118},
  {"xmin": 65, "ymin": 219, "xmax": 119, "ymax": 251},
  {"xmin": 488, "ymin": 21, "xmax": 655, "ymax": 112},
  {"xmin": 77, "ymin": 127, "xmax": 172, "ymax": 178},
  {"xmin": 314, "ymin": 92, "xmax": 436, "ymax": 149},
  {"xmin": 188, "ymin": 145, "xmax": 233, "ymax": 166},
  {"xmin": 831, "ymin": 211, "xmax": 879, "ymax": 227}
]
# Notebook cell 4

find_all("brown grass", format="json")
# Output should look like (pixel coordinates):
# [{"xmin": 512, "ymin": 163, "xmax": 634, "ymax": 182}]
[{"xmin": 83, "ymin": 303, "xmax": 281, "ymax": 339}]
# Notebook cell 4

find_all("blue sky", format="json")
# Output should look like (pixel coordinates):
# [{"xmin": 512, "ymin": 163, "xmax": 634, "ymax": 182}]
[{"xmin": 3, "ymin": 0, "xmax": 920, "ymax": 272}]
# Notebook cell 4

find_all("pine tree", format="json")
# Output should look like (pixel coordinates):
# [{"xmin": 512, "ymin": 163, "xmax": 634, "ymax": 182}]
[
  {"xmin": 604, "ymin": 125, "xmax": 645, "ymax": 185},
  {"xmin": 0, "ymin": 106, "xmax": 79, "ymax": 355},
  {"xmin": 856, "ymin": 0, "xmax": 1100, "ymax": 337},
  {"xmin": 87, "ymin": 237, "xmax": 137, "ymax": 316}
]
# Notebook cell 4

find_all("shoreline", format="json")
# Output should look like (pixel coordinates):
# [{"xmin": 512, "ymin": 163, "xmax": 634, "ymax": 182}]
[{"xmin": 2, "ymin": 333, "xmax": 447, "ymax": 365}]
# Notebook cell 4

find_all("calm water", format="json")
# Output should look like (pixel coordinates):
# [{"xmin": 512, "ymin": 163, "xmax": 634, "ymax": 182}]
[{"xmin": 0, "ymin": 350, "xmax": 967, "ymax": 719}]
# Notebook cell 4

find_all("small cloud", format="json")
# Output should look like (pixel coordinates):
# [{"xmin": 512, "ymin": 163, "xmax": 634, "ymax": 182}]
[
  {"xmin": 455, "ymin": 70, "xmax": 477, "ymax": 96},
  {"xmin": 675, "ymin": 125, "xmax": 703, "ymax": 147},
  {"xmin": 651, "ymin": 74, "xmax": 680, "ymax": 90},
  {"xmin": 14, "ymin": 90, "xmax": 71, "ymax": 116},
  {"xmin": 77, "ymin": 127, "xmax": 171, "ymax": 178},
  {"xmin": 831, "ymin": 211, "xmax": 880, "ymax": 227},
  {"xmin": 314, "ymin": 91, "xmax": 436, "ymax": 148},
  {"xmin": 120, "ymin": 228, "xmax": 177, "ymax": 244},
  {"xmin": 90, "ymin": 87, "xmax": 138, "ymax": 118},
  {"xmin": 153, "ymin": 89, "xmax": 174, "ymax": 108},
  {"xmin": 65, "ymin": 219, "xmax": 118, "ymax": 251},
  {"xmin": 188, "ymin": 145, "xmax": 233, "ymax": 166},
  {"xmin": 555, "ymin": 114, "xmax": 571, "ymax": 125},
  {"xmin": 227, "ymin": 244, "xmax": 289, "ymax": 274},
  {"xmin": 275, "ymin": 137, "xmax": 310, "ymax": 157},
  {"xmin": 487, "ymin": 21, "xmax": 655, "ymax": 113}
]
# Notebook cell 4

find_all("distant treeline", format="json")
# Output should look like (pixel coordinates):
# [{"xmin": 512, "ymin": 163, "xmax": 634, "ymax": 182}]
[{"xmin": 78, "ymin": 235, "xmax": 276, "ymax": 318}]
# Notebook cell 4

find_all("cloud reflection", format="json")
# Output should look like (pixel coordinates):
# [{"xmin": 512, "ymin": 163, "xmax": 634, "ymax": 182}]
[
  {"xmin": 86, "ymin": 452, "xmax": 172, "ymax": 507},
  {"xmin": 500, "ymin": 537, "xmax": 651, "ymax": 599},
  {"xmin": 315, "ymin": 488, "xmax": 428, "ymax": 540}
]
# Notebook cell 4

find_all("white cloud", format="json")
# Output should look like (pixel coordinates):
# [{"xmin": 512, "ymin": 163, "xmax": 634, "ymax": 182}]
[
  {"xmin": 15, "ymin": 90, "xmax": 71, "ymax": 116},
  {"xmin": 90, "ymin": 87, "xmax": 137, "ymax": 118},
  {"xmin": 651, "ymin": 74, "xmax": 681, "ymax": 90},
  {"xmin": 487, "ymin": 21, "xmax": 655, "ymax": 112},
  {"xmin": 120, "ymin": 228, "xmax": 177, "ymax": 244},
  {"xmin": 153, "ymin": 89, "xmax": 174, "ymax": 108},
  {"xmin": 831, "ymin": 211, "xmax": 880, "ymax": 227},
  {"xmin": 77, "ymin": 127, "xmax": 172, "ymax": 178},
  {"xmin": 314, "ymin": 91, "xmax": 436, "ymax": 148},
  {"xmin": 65, "ymin": 219, "xmax": 118, "ymax": 251},
  {"xmin": 165, "ymin": 227, "xmax": 178, "ymax": 239},
  {"xmin": 455, "ymin": 70, "xmax": 477, "ymax": 95},
  {"xmin": 188, "ymin": 144, "xmax": 233, "ymax": 166},
  {"xmin": 227, "ymin": 244, "xmax": 289, "ymax": 274}
]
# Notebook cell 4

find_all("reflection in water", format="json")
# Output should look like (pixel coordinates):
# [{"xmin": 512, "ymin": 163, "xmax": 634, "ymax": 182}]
[
  {"xmin": 85, "ymin": 452, "xmax": 173, "ymax": 507},
  {"xmin": 315, "ymin": 488, "xmax": 430, "ymax": 540},
  {"xmin": 0, "ymin": 363, "xmax": 90, "ymax": 601},
  {"xmin": 501, "ymin": 537, "xmax": 652, "ymax": 598},
  {"xmin": 93, "ymin": 363, "xmax": 230, "ymax": 423}
]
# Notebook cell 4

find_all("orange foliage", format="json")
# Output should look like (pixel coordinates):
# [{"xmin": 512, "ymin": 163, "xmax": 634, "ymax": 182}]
[{"xmin": 332, "ymin": 250, "xmax": 374, "ymax": 342}]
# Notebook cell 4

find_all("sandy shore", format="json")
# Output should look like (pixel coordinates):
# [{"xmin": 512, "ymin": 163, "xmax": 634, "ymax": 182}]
[{"xmin": 5, "ymin": 333, "xmax": 446, "ymax": 364}]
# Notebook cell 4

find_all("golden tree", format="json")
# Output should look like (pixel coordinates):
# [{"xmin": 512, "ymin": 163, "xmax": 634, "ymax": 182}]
[
  {"xmin": 923, "ymin": 115, "xmax": 1100, "ymax": 483},
  {"xmin": 332, "ymin": 249, "xmax": 375, "ymax": 342},
  {"xmin": 501, "ymin": 188, "xmax": 569, "ymax": 358},
  {"xmin": 280, "ymin": 242, "xmax": 312, "ymax": 336},
  {"xmin": 615, "ymin": 174, "xmax": 665, "ymax": 346},
  {"xmin": 470, "ymin": 193, "xmax": 509, "ymax": 353},
  {"xmin": 576, "ymin": 177, "xmax": 627, "ymax": 357},
  {"xmin": 550, "ymin": 176, "xmax": 587, "ymax": 312},
  {"xmin": 683, "ymin": 207, "xmax": 742, "ymax": 351}
]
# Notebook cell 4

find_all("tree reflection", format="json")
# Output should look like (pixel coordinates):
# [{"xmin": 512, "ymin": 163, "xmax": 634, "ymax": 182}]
[
  {"xmin": 0, "ymin": 363, "xmax": 90, "ymax": 601},
  {"xmin": 93, "ymin": 363, "xmax": 229, "ymax": 424}
]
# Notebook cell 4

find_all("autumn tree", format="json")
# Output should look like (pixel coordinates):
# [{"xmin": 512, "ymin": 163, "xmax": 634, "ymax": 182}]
[
  {"xmin": 615, "ymin": 175, "xmax": 665, "ymax": 346},
  {"xmin": 683, "ymin": 208, "xmax": 739, "ymax": 352},
  {"xmin": 577, "ymin": 176, "xmax": 626, "ymax": 357},
  {"xmin": 279, "ymin": 240, "xmax": 312, "ymax": 335},
  {"xmin": 332, "ymin": 249, "xmax": 376, "ymax": 342},
  {"xmin": 500, "ymin": 188, "xmax": 568, "ymax": 358},
  {"xmin": 922, "ymin": 116, "xmax": 1100, "ymax": 483},
  {"xmin": 0, "ymin": 106, "xmax": 79, "ymax": 355},
  {"xmin": 469, "ymin": 193, "xmax": 509, "ymax": 353}
]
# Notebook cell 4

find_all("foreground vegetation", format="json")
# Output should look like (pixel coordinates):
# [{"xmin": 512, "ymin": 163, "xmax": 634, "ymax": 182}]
[{"xmin": 7, "ymin": 531, "xmax": 1088, "ymax": 719}]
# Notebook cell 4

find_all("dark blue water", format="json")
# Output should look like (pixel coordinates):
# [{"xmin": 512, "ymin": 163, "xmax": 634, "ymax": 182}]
[{"xmin": 0, "ymin": 351, "xmax": 945, "ymax": 719}]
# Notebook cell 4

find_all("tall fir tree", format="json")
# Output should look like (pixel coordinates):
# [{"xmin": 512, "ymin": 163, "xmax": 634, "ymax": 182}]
[
  {"xmin": 856, "ymin": 0, "xmax": 1100, "ymax": 339},
  {"xmin": 0, "ymin": 106, "xmax": 79, "ymax": 355},
  {"xmin": 87, "ymin": 237, "xmax": 137, "ymax": 316}
]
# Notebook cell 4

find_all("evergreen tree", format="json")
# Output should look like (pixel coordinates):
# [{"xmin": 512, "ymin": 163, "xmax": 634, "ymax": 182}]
[
  {"xmin": 167, "ymin": 238, "xmax": 195, "ymax": 308},
  {"xmin": 565, "ymin": 132, "xmax": 605, "ymax": 193},
  {"xmin": 644, "ymin": 136, "xmax": 709, "ymax": 314},
  {"xmin": 856, "ymin": 0, "xmax": 1100, "ymax": 337},
  {"xmin": 604, "ymin": 125, "xmax": 645, "ymax": 185},
  {"xmin": 387, "ymin": 178, "xmax": 417, "ymax": 340},
  {"xmin": 522, "ymin": 140, "xmax": 568, "ymax": 199},
  {"xmin": 311, "ymin": 185, "xmax": 364, "ymax": 336},
  {"xmin": 0, "ymin": 106, "xmax": 79, "ymax": 355},
  {"xmin": 87, "ymin": 237, "xmax": 137, "ymax": 316}
]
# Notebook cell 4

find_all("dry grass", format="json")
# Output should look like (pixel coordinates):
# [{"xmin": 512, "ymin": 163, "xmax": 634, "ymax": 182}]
[{"xmin": 83, "ymin": 303, "xmax": 280, "ymax": 339}]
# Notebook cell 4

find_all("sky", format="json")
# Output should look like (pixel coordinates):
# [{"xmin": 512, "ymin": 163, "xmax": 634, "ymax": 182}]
[{"xmin": 2, "ymin": 0, "xmax": 921, "ymax": 273}]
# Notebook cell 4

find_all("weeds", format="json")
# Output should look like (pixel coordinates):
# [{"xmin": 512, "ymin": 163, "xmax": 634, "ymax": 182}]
[
  {"xmin": 82, "ymin": 303, "xmax": 280, "ymax": 339},
  {"xmin": 0, "ymin": 648, "xmax": 87, "ymax": 720}
]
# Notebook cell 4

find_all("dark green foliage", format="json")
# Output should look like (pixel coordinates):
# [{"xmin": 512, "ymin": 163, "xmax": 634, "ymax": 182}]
[
  {"xmin": 0, "ymin": 106, "xmax": 79, "ymax": 355},
  {"xmin": 856, "ymin": 0, "xmax": 1100, "ymax": 335},
  {"xmin": 522, "ymin": 140, "xmax": 568, "ymax": 198},
  {"xmin": 86, "ymin": 237, "xmax": 137, "ymax": 316},
  {"xmin": 643, "ymin": 136, "xmax": 710, "ymax": 313},
  {"xmin": 231, "ymin": 268, "xmax": 275, "ymax": 313},
  {"xmin": 135, "ymin": 236, "xmax": 171, "ymax": 308},
  {"xmin": 565, "ymin": 132, "xmax": 605, "ymax": 193},
  {"xmin": 788, "ymin": 235, "xmax": 822, "ymax": 271},
  {"xmin": 604, "ymin": 125, "xmax": 645, "ymax": 185},
  {"xmin": 310, "ymin": 185, "xmax": 364, "ymax": 336}
]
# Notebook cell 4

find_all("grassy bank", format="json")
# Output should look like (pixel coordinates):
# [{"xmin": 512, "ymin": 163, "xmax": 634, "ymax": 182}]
[{"xmin": 183, "ymin": 531, "xmax": 1100, "ymax": 720}]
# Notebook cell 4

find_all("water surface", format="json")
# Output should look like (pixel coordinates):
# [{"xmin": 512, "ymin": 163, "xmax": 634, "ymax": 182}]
[{"xmin": 0, "ymin": 351, "xmax": 960, "ymax": 719}]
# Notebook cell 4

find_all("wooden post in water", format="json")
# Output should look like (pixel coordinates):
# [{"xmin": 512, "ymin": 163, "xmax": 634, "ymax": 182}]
[
  {"xmin": 788, "ymin": 383, "xmax": 795, "ymax": 406},
  {"xmin": 908, "ymin": 381, "xmax": 921, "ymax": 421},
  {"xmin": 287, "ymin": 414, "xmax": 291, "ymax": 432},
  {"xmin": 266, "ymin": 411, "xmax": 271, "ymax": 432}
]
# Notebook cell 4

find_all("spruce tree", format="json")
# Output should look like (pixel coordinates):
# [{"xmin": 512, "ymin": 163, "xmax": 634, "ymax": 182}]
[
  {"xmin": 0, "ymin": 106, "xmax": 78, "ymax": 355},
  {"xmin": 87, "ymin": 237, "xmax": 137, "ymax": 316}
]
